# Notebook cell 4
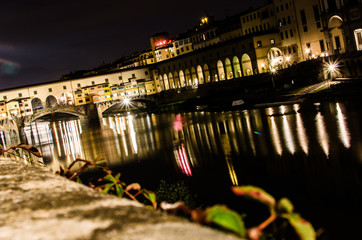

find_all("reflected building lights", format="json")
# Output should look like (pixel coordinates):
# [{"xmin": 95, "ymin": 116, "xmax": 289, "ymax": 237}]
[
  {"xmin": 235, "ymin": 116, "xmax": 247, "ymax": 153},
  {"xmin": 221, "ymin": 133, "xmax": 239, "ymax": 186},
  {"xmin": 77, "ymin": 120, "xmax": 82, "ymax": 134},
  {"xmin": 201, "ymin": 123, "xmax": 212, "ymax": 151},
  {"xmin": 282, "ymin": 116, "xmax": 295, "ymax": 154},
  {"xmin": 52, "ymin": 122, "xmax": 62, "ymax": 157},
  {"xmin": 227, "ymin": 117, "xmax": 239, "ymax": 155},
  {"xmin": 269, "ymin": 116, "xmax": 283, "ymax": 156},
  {"xmin": 244, "ymin": 112, "xmax": 256, "ymax": 156},
  {"xmin": 174, "ymin": 143, "xmax": 192, "ymax": 176},
  {"xmin": 336, "ymin": 103, "xmax": 351, "ymax": 149},
  {"xmin": 127, "ymin": 115, "xmax": 138, "ymax": 154},
  {"xmin": 316, "ymin": 112, "xmax": 330, "ymax": 157},
  {"xmin": 207, "ymin": 122, "xmax": 218, "ymax": 154},
  {"xmin": 226, "ymin": 157, "xmax": 238, "ymax": 186},
  {"xmin": 293, "ymin": 105, "xmax": 309, "ymax": 155}
]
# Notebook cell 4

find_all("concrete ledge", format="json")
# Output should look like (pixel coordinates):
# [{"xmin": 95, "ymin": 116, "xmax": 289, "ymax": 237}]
[{"xmin": 0, "ymin": 158, "xmax": 241, "ymax": 240}]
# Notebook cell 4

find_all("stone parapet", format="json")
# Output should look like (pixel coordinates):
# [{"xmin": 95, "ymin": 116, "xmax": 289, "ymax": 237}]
[{"xmin": 0, "ymin": 158, "xmax": 241, "ymax": 240}]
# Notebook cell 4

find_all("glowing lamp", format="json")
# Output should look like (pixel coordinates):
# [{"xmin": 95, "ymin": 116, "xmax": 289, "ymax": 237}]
[
  {"xmin": 328, "ymin": 64, "xmax": 336, "ymax": 72},
  {"xmin": 123, "ymin": 98, "xmax": 130, "ymax": 104}
]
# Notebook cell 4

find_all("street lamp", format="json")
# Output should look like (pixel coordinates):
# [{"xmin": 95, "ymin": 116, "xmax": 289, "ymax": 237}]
[{"xmin": 325, "ymin": 61, "xmax": 339, "ymax": 89}]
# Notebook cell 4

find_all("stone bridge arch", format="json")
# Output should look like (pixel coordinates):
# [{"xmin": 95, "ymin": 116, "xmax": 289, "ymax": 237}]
[{"xmin": 26, "ymin": 105, "xmax": 87, "ymax": 124}]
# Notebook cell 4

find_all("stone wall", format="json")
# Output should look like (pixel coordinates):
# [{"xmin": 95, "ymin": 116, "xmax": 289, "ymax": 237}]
[{"xmin": 0, "ymin": 157, "xmax": 241, "ymax": 240}]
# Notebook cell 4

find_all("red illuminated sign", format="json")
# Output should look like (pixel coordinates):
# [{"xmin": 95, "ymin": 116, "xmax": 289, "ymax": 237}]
[{"xmin": 154, "ymin": 39, "xmax": 171, "ymax": 47}]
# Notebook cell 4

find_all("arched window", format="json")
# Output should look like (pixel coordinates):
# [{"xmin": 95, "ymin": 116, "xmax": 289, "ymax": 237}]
[
  {"xmin": 217, "ymin": 60, "xmax": 225, "ymax": 80},
  {"xmin": 203, "ymin": 64, "xmax": 210, "ymax": 83},
  {"xmin": 241, "ymin": 54, "xmax": 253, "ymax": 76},
  {"xmin": 233, "ymin": 56, "xmax": 242, "ymax": 78},
  {"xmin": 46, "ymin": 95, "xmax": 58, "ymax": 108},
  {"xmin": 197, "ymin": 65, "xmax": 204, "ymax": 84},
  {"xmin": 225, "ymin": 58, "xmax": 233, "ymax": 79}
]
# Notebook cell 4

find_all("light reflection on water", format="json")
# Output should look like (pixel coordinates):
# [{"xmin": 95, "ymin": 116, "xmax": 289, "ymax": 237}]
[{"xmin": 25, "ymin": 101, "xmax": 362, "ymax": 207}]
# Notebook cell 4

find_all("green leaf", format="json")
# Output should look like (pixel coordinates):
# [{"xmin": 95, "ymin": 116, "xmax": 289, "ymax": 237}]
[
  {"xmin": 205, "ymin": 205, "xmax": 246, "ymax": 237},
  {"xmin": 142, "ymin": 189, "xmax": 157, "ymax": 209},
  {"xmin": 283, "ymin": 213, "xmax": 316, "ymax": 240},
  {"xmin": 277, "ymin": 198, "xmax": 294, "ymax": 214},
  {"xmin": 76, "ymin": 176, "xmax": 83, "ymax": 184},
  {"xmin": 114, "ymin": 173, "xmax": 121, "ymax": 182},
  {"xmin": 102, "ymin": 183, "xmax": 114, "ymax": 194},
  {"xmin": 231, "ymin": 185, "xmax": 276, "ymax": 209},
  {"xmin": 94, "ymin": 157, "xmax": 107, "ymax": 168},
  {"xmin": 103, "ymin": 174, "xmax": 116, "ymax": 183},
  {"xmin": 115, "ymin": 184, "xmax": 124, "ymax": 197}
]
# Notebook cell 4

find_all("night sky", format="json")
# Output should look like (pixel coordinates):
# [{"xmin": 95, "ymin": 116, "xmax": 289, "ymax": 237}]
[{"xmin": 0, "ymin": 0, "xmax": 264, "ymax": 90}]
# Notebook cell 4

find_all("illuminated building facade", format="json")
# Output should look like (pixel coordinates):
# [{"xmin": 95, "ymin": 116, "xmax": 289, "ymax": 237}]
[
  {"xmin": 318, "ymin": 0, "xmax": 362, "ymax": 53},
  {"xmin": 5, "ymin": 98, "xmax": 33, "ymax": 119},
  {"xmin": 0, "ymin": 101, "xmax": 7, "ymax": 119},
  {"xmin": 0, "ymin": 0, "xmax": 361, "ymax": 121}
]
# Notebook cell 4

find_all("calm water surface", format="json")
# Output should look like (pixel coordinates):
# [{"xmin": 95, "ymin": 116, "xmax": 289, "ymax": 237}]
[{"xmin": 25, "ymin": 100, "xmax": 362, "ymax": 239}]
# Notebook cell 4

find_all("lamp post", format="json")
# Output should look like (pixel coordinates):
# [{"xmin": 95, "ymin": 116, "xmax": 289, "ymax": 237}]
[
  {"xmin": 326, "ymin": 63, "xmax": 338, "ymax": 89},
  {"xmin": 271, "ymin": 68, "xmax": 276, "ymax": 89}
]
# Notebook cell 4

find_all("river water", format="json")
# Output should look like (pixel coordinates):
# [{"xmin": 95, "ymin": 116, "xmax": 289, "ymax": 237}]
[{"xmin": 24, "ymin": 100, "xmax": 362, "ymax": 239}]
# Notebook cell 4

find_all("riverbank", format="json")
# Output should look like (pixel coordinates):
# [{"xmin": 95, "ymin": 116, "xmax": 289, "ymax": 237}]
[
  {"xmin": 0, "ymin": 157, "xmax": 242, "ymax": 240},
  {"xmin": 103, "ymin": 77, "xmax": 362, "ymax": 116}
]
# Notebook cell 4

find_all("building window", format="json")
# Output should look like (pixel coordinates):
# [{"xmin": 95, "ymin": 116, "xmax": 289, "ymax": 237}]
[
  {"xmin": 300, "ymin": 10, "xmax": 307, "ymax": 25},
  {"xmin": 303, "ymin": 26, "xmax": 308, "ymax": 32},
  {"xmin": 285, "ymin": 31, "xmax": 289, "ymax": 38},
  {"xmin": 119, "ymin": 76, "xmax": 122, "ymax": 80},
  {"xmin": 280, "ymin": 32, "xmax": 284, "ymax": 40},
  {"xmin": 132, "ymin": 74, "xmax": 135, "ymax": 78},
  {"xmin": 77, "ymin": 83, "xmax": 81, "ymax": 88},
  {"xmin": 63, "ymin": 86, "xmax": 67, "ymax": 90},
  {"xmin": 145, "ymin": 71, "xmax": 148, "ymax": 75},
  {"xmin": 92, "ymin": 81, "xmax": 95, "ymax": 85},
  {"xmin": 317, "ymin": 22, "xmax": 321, "ymax": 28},
  {"xmin": 320, "ymin": 40, "xmax": 325, "ymax": 52},
  {"xmin": 286, "ymin": 3, "xmax": 289, "ymax": 9},
  {"xmin": 257, "ymin": 41, "xmax": 262, "ymax": 47},
  {"xmin": 335, "ymin": 36, "xmax": 341, "ymax": 50},
  {"xmin": 283, "ymin": 17, "xmax": 286, "ymax": 25},
  {"xmin": 34, "ymin": 91, "xmax": 37, "ymax": 95},
  {"xmin": 19, "ymin": 93, "xmax": 22, "ymax": 97},
  {"xmin": 313, "ymin": 5, "xmax": 320, "ymax": 21},
  {"xmin": 105, "ymin": 78, "xmax": 108, "ymax": 82},
  {"xmin": 276, "ymin": 6, "xmax": 279, "ymax": 12},
  {"xmin": 290, "ymin": 29, "xmax": 294, "ymax": 37},
  {"xmin": 270, "ymin": 38, "xmax": 275, "ymax": 45},
  {"xmin": 48, "ymin": 88, "xmax": 52, "ymax": 92},
  {"xmin": 281, "ymin": 5, "xmax": 284, "ymax": 11},
  {"xmin": 287, "ymin": 16, "xmax": 291, "ymax": 24}
]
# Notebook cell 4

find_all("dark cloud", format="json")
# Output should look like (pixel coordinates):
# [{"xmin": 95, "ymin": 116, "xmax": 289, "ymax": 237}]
[{"xmin": 0, "ymin": 0, "xmax": 264, "ymax": 90}]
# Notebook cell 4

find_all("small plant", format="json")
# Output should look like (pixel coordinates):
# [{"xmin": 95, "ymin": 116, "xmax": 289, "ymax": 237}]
[
  {"xmin": 0, "ymin": 143, "xmax": 43, "ymax": 165},
  {"xmin": 56, "ymin": 158, "xmax": 157, "ymax": 209},
  {"xmin": 160, "ymin": 185, "xmax": 316, "ymax": 240}
]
